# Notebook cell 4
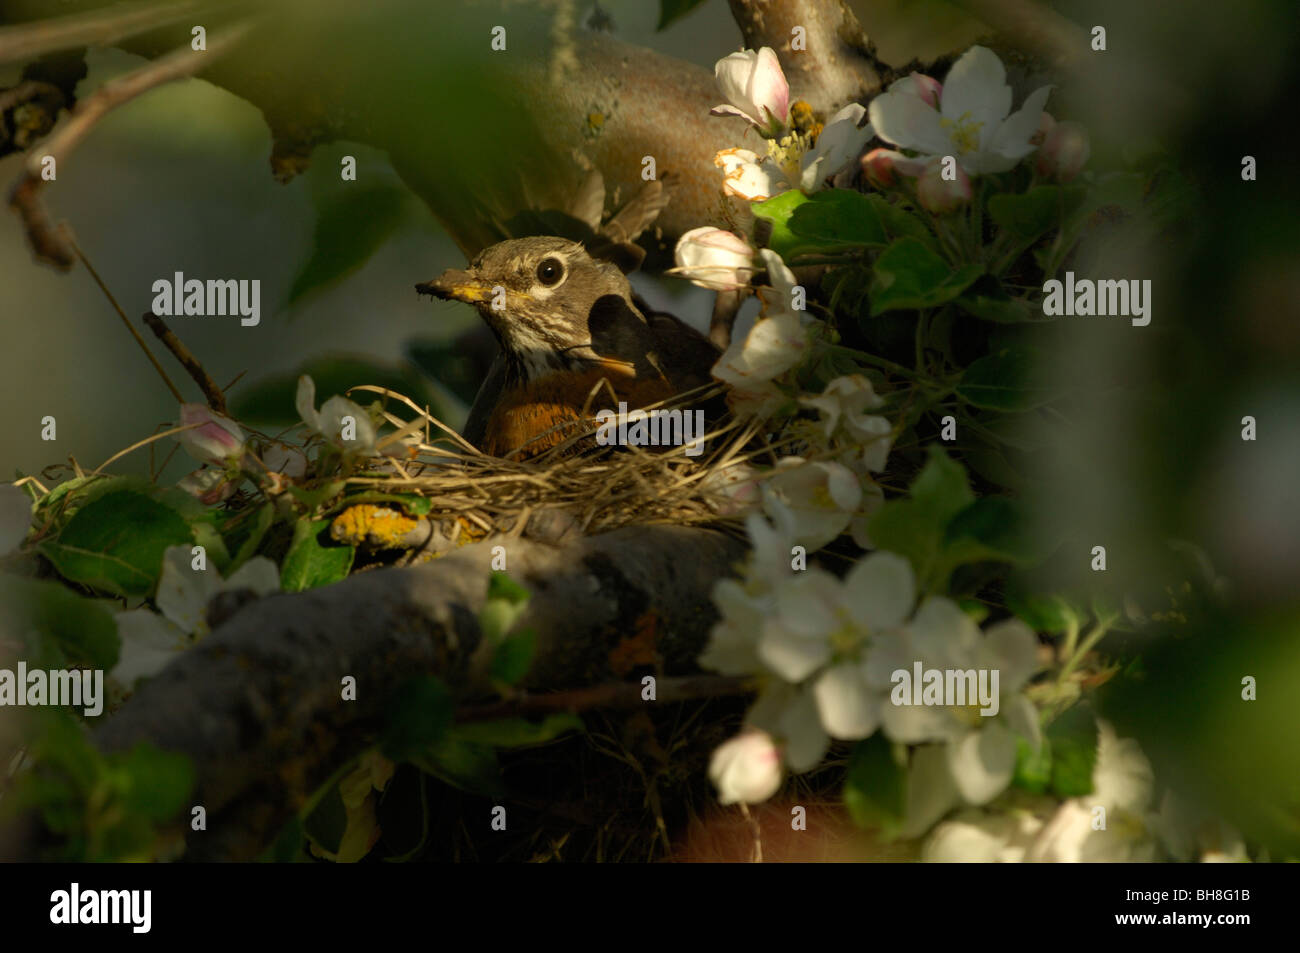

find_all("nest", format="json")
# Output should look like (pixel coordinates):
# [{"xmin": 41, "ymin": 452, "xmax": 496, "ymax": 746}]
[{"xmin": 323, "ymin": 383, "xmax": 781, "ymax": 557}]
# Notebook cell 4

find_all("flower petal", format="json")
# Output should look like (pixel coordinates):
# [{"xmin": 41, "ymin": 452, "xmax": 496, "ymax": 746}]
[
  {"xmin": 155, "ymin": 544, "xmax": 220, "ymax": 633},
  {"xmin": 111, "ymin": 610, "xmax": 189, "ymax": 686},
  {"xmin": 910, "ymin": 596, "xmax": 980, "ymax": 664},
  {"xmin": 988, "ymin": 84, "xmax": 1053, "ymax": 162},
  {"xmin": 868, "ymin": 90, "xmax": 951, "ymax": 155},
  {"xmin": 946, "ymin": 721, "xmax": 1017, "ymax": 805},
  {"xmin": 779, "ymin": 688, "xmax": 831, "ymax": 772},
  {"xmin": 939, "ymin": 45, "xmax": 1012, "ymax": 134},
  {"xmin": 981, "ymin": 617, "xmax": 1040, "ymax": 690},
  {"xmin": 758, "ymin": 619, "xmax": 831, "ymax": 682},
  {"xmin": 842, "ymin": 550, "xmax": 915, "ymax": 630},
  {"xmin": 813, "ymin": 662, "xmax": 879, "ymax": 739}
]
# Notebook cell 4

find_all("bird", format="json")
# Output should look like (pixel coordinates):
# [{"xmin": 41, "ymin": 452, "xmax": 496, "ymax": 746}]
[{"xmin": 416, "ymin": 236, "xmax": 722, "ymax": 460}]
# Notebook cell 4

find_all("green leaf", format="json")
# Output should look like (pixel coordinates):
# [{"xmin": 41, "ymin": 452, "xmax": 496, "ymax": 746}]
[
  {"xmin": 449, "ymin": 713, "xmax": 584, "ymax": 748},
  {"xmin": 1013, "ymin": 734, "xmax": 1052, "ymax": 794},
  {"xmin": 227, "ymin": 502, "xmax": 275, "ymax": 573},
  {"xmin": 942, "ymin": 497, "xmax": 1044, "ymax": 568},
  {"xmin": 289, "ymin": 185, "xmax": 414, "ymax": 305},
  {"xmin": 382, "ymin": 676, "xmax": 455, "ymax": 762},
  {"xmin": 38, "ymin": 490, "xmax": 192, "ymax": 597},
  {"xmin": 490, "ymin": 629, "xmax": 536, "ymax": 686},
  {"xmin": 280, "ymin": 518, "xmax": 354, "ymax": 592},
  {"xmin": 786, "ymin": 188, "xmax": 887, "ymax": 250},
  {"xmin": 0, "ymin": 576, "xmax": 120, "ymax": 671},
  {"xmin": 480, "ymin": 573, "xmax": 531, "ymax": 643},
  {"xmin": 867, "ymin": 446, "xmax": 974, "ymax": 586},
  {"xmin": 115, "ymin": 744, "xmax": 195, "ymax": 822},
  {"xmin": 866, "ymin": 194, "xmax": 938, "ymax": 251},
  {"xmin": 751, "ymin": 190, "xmax": 812, "ymax": 259},
  {"xmin": 1046, "ymin": 704, "xmax": 1098, "ymax": 797},
  {"xmin": 844, "ymin": 734, "xmax": 906, "ymax": 835},
  {"xmin": 955, "ymin": 278, "xmax": 1037, "ymax": 323},
  {"xmin": 260, "ymin": 816, "xmax": 308, "ymax": 863},
  {"xmin": 287, "ymin": 481, "xmax": 347, "ymax": 514},
  {"xmin": 656, "ymin": 0, "xmax": 710, "ymax": 29},
  {"xmin": 189, "ymin": 518, "xmax": 231, "ymax": 573},
  {"xmin": 1006, "ymin": 587, "xmax": 1079, "ymax": 634},
  {"xmin": 411, "ymin": 738, "xmax": 504, "ymax": 797},
  {"xmin": 869, "ymin": 238, "xmax": 983, "ymax": 315},
  {"xmin": 988, "ymin": 185, "xmax": 1087, "ymax": 241},
  {"xmin": 956, "ymin": 344, "xmax": 1056, "ymax": 411}
]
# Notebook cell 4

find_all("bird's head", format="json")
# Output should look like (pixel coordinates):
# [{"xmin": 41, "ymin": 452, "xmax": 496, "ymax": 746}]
[{"xmin": 417, "ymin": 236, "xmax": 641, "ymax": 379}]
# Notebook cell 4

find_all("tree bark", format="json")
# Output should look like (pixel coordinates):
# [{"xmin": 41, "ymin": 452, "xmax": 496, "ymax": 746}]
[{"xmin": 87, "ymin": 525, "xmax": 744, "ymax": 861}]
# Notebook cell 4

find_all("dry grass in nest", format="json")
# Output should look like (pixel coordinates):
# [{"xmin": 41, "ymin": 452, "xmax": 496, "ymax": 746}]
[{"xmin": 343, "ymin": 384, "xmax": 795, "ymax": 541}]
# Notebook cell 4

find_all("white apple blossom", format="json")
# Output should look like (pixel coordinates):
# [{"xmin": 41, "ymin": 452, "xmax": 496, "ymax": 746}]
[
  {"xmin": 880, "ymin": 599, "xmax": 1041, "ymax": 805},
  {"xmin": 715, "ymin": 103, "xmax": 874, "ymax": 200},
  {"xmin": 1023, "ymin": 720, "xmax": 1159, "ymax": 862},
  {"xmin": 889, "ymin": 71, "xmax": 943, "ymax": 108},
  {"xmin": 756, "ymin": 552, "xmax": 916, "ymax": 748},
  {"xmin": 671, "ymin": 227, "xmax": 757, "ymax": 291},
  {"xmin": 799, "ymin": 374, "xmax": 893, "ymax": 472},
  {"xmin": 296, "ymin": 375, "xmax": 378, "ymax": 454},
  {"xmin": 112, "ymin": 545, "xmax": 280, "ymax": 687},
  {"xmin": 712, "ymin": 251, "xmax": 811, "ymax": 408},
  {"xmin": 262, "ymin": 443, "xmax": 309, "ymax": 479},
  {"xmin": 709, "ymin": 729, "xmax": 784, "ymax": 805},
  {"xmin": 710, "ymin": 47, "xmax": 790, "ymax": 137},
  {"xmin": 700, "ymin": 578, "xmax": 772, "ymax": 676},
  {"xmin": 759, "ymin": 457, "xmax": 861, "ymax": 552},
  {"xmin": 923, "ymin": 808, "xmax": 1045, "ymax": 862},
  {"xmin": 868, "ymin": 45, "xmax": 1051, "ymax": 175}
]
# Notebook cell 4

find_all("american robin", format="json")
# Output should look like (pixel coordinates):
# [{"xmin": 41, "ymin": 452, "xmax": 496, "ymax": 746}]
[{"xmin": 416, "ymin": 236, "xmax": 722, "ymax": 460}]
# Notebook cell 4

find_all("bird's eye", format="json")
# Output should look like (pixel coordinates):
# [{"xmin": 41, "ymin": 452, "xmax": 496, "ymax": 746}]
[{"xmin": 536, "ymin": 257, "xmax": 565, "ymax": 286}]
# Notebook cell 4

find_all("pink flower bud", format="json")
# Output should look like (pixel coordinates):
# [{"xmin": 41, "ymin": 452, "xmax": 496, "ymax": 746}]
[
  {"xmin": 861, "ymin": 148, "xmax": 928, "ymax": 188},
  {"xmin": 177, "ymin": 403, "xmax": 245, "ymax": 465},
  {"xmin": 1036, "ymin": 120, "xmax": 1090, "ymax": 182},
  {"xmin": 673, "ymin": 226, "xmax": 756, "ymax": 291},
  {"xmin": 711, "ymin": 47, "xmax": 791, "ymax": 136},
  {"xmin": 916, "ymin": 157, "xmax": 972, "ymax": 214},
  {"xmin": 708, "ymin": 729, "xmax": 783, "ymax": 805},
  {"xmin": 1031, "ymin": 111, "xmax": 1056, "ymax": 147},
  {"xmin": 891, "ymin": 71, "xmax": 943, "ymax": 108}
]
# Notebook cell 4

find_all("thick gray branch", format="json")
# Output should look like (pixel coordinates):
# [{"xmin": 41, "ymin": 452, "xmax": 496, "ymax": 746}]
[{"xmin": 90, "ymin": 525, "xmax": 743, "ymax": 861}]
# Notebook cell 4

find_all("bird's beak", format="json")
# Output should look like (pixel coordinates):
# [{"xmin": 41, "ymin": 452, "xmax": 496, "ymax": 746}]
[{"xmin": 415, "ymin": 268, "xmax": 494, "ymax": 304}]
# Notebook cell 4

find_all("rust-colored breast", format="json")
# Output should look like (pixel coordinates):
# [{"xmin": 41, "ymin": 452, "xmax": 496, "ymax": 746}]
[{"xmin": 482, "ymin": 363, "xmax": 680, "ymax": 460}]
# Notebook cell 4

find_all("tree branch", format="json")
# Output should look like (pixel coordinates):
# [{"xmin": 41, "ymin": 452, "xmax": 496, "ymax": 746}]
[{"xmin": 87, "ymin": 525, "xmax": 744, "ymax": 861}]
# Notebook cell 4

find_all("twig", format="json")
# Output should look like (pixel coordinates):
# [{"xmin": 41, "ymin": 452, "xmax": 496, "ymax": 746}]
[
  {"xmin": 0, "ymin": 79, "xmax": 61, "ymax": 113},
  {"xmin": 454, "ymin": 674, "xmax": 756, "ymax": 723},
  {"xmin": 8, "ymin": 19, "xmax": 256, "ymax": 268},
  {"xmin": 142, "ymin": 312, "xmax": 227, "ymax": 412},
  {"xmin": 0, "ymin": 0, "xmax": 213, "ymax": 66},
  {"xmin": 74, "ymin": 242, "xmax": 183, "ymax": 402},
  {"xmin": 91, "ymin": 423, "xmax": 196, "ymax": 475}
]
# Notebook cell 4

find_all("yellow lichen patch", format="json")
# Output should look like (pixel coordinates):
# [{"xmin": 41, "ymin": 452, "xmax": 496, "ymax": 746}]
[
  {"xmin": 330, "ymin": 504, "xmax": 418, "ymax": 547},
  {"xmin": 455, "ymin": 516, "xmax": 490, "ymax": 545}
]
